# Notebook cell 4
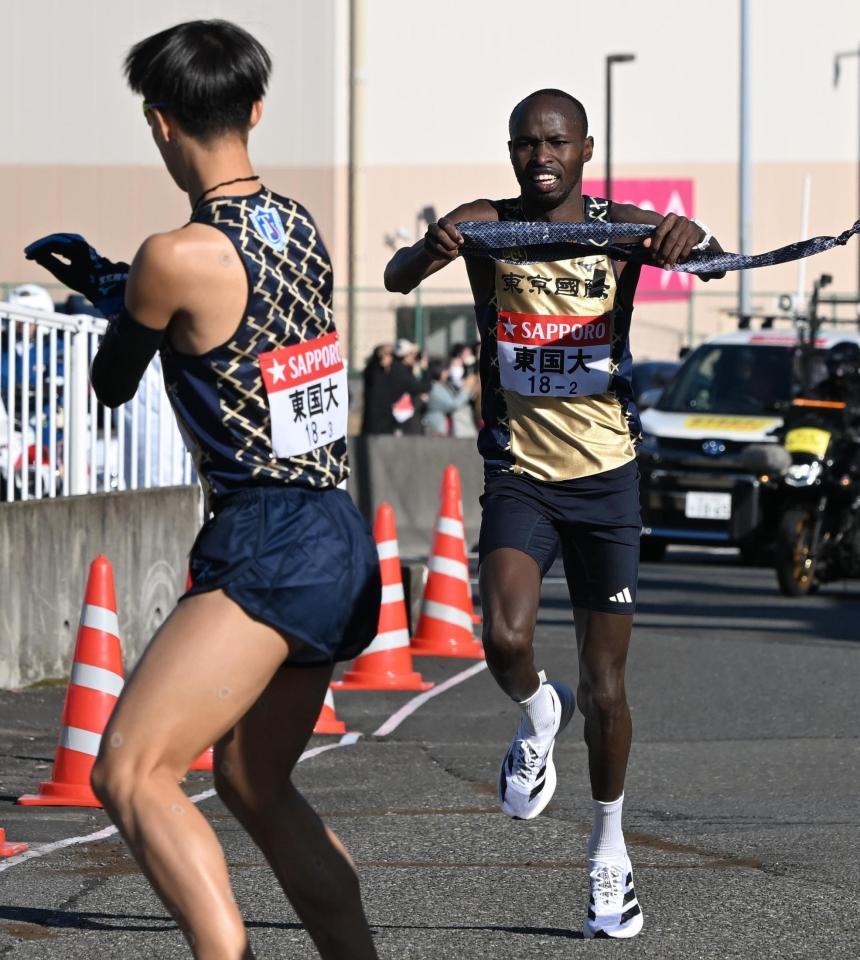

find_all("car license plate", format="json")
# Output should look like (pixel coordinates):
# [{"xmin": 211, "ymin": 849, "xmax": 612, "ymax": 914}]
[{"xmin": 684, "ymin": 491, "xmax": 732, "ymax": 520}]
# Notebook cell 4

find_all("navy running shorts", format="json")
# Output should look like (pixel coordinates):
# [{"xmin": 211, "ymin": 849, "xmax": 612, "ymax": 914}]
[
  {"xmin": 478, "ymin": 460, "xmax": 641, "ymax": 615},
  {"xmin": 183, "ymin": 485, "xmax": 381, "ymax": 665}
]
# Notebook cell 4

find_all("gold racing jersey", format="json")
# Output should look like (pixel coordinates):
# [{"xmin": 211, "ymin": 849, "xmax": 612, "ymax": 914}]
[{"xmin": 474, "ymin": 196, "xmax": 643, "ymax": 482}]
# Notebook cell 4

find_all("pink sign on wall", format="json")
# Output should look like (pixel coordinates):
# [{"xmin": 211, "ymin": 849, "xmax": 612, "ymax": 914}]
[{"xmin": 582, "ymin": 178, "xmax": 695, "ymax": 301}]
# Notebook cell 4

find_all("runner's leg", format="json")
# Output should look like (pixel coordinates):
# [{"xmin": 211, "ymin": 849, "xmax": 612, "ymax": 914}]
[
  {"xmin": 214, "ymin": 664, "xmax": 378, "ymax": 960},
  {"xmin": 565, "ymin": 528, "xmax": 643, "ymax": 938},
  {"xmin": 481, "ymin": 544, "xmax": 577, "ymax": 819},
  {"xmin": 571, "ymin": 603, "xmax": 642, "ymax": 938},
  {"xmin": 572, "ymin": 607, "xmax": 633, "ymax": 801},
  {"xmin": 562, "ymin": 523, "xmax": 636, "ymax": 801},
  {"xmin": 91, "ymin": 590, "xmax": 293, "ymax": 959},
  {"xmin": 479, "ymin": 548, "xmax": 542, "ymax": 700}
]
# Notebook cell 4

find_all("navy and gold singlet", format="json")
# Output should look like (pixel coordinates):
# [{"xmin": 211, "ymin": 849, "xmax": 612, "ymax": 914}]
[
  {"xmin": 475, "ymin": 196, "xmax": 643, "ymax": 482},
  {"xmin": 160, "ymin": 186, "xmax": 348, "ymax": 500}
]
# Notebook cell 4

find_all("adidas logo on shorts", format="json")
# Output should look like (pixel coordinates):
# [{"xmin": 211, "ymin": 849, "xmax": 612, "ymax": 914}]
[{"xmin": 608, "ymin": 587, "xmax": 632, "ymax": 604}]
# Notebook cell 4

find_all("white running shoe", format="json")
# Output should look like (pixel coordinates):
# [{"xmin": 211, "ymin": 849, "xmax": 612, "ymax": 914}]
[
  {"xmin": 582, "ymin": 855, "xmax": 643, "ymax": 939},
  {"xmin": 498, "ymin": 680, "xmax": 575, "ymax": 820}
]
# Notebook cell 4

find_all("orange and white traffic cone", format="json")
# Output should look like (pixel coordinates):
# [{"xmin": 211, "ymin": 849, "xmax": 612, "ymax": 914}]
[
  {"xmin": 334, "ymin": 503, "xmax": 433, "ymax": 691},
  {"xmin": 313, "ymin": 686, "xmax": 347, "ymax": 734},
  {"xmin": 18, "ymin": 556, "xmax": 124, "ymax": 807},
  {"xmin": 440, "ymin": 465, "xmax": 481, "ymax": 625},
  {"xmin": 412, "ymin": 477, "xmax": 484, "ymax": 658},
  {"xmin": 0, "ymin": 827, "xmax": 28, "ymax": 857},
  {"xmin": 189, "ymin": 747, "xmax": 214, "ymax": 772}
]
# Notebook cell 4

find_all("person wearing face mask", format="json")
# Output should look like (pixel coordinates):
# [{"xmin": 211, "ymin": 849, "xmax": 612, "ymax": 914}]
[
  {"xmin": 446, "ymin": 343, "xmax": 478, "ymax": 438},
  {"xmin": 422, "ymin": 356, "xmax": 478, "ymax": 437}
]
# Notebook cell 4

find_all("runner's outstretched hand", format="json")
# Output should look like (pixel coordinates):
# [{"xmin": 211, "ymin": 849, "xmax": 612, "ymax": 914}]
[
  {"xmin": 24, "ymin": 233, "xmax": 129, "ymax": 318},
  {"xmin": 424, "ymin": 217, "xmax": 464, "ymax": 261},
  {"xmin": 642, "ymin": 213, "xmax": 725, "ymax": 280}
]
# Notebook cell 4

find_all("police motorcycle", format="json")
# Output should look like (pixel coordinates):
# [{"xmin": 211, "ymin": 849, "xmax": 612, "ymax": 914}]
[{"xmin": 771, "ymin": 340, "xmax": 860, "ymax": 596}]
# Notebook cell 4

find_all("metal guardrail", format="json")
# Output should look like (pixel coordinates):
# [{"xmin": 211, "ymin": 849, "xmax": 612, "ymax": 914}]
[{"xmin": 1, "ymin": 302, "xmax": 193, "ymax": 502}]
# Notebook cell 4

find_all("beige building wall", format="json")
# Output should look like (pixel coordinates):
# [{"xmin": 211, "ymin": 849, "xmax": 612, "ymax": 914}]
[
  {"xmin": 0, "ymin": 0, "xmax": 347, "ymax": 279},
  {"xmin": 2, "ymin": 0, "xmax": 858, "ymax": 365}
]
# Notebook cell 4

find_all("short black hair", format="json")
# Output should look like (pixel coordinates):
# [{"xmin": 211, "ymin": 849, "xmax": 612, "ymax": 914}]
[
  {"xmin": 125, "ymin": 20, "xmax": 271, "ymax": 141},
  {"xmin": 427, "ymin": 357, "xmax": 448, "ymax": 382},
  {"xmin": 509, "ymin": 89, "xmax": 589, "ymax": 137}
]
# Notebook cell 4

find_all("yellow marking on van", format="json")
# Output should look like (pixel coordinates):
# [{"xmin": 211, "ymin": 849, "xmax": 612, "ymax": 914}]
[{"xmin": 682, "ymin": 416, "xmax": 779, "ymax": 432}]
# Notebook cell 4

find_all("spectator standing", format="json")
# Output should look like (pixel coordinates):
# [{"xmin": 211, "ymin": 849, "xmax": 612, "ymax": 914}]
[
  {"xmin": 446, "ymin": 342, "xmax": 479, "ymax": 438},
  {"xmin": 423, "ymin": 357, "xmax": 477, "ymax": 436},
  {"xmin": 390, "ymin": 339, "xmax": 430, "ymax": 435},
  {"xmin": 360, "ymin": 343, "xmax": 397, "ymax": 434},
  {"xmin": 1, "ymin": 285, "xmax": 59, "ymax": 448}
]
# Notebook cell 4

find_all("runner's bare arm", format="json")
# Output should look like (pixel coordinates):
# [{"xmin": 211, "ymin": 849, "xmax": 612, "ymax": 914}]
[
  {"xmin": 89, "ymin": 232, "xmax": 184, "ymax": 407},
  {"xmin": 384, "ymin": 199, "xmax": 498, "ymax": 294},
  {"xmin": 611, "ymin": 202, "xmax": 725, "ymax": 279}
]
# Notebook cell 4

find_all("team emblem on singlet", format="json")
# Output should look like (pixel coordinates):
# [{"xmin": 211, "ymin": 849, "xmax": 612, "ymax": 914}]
[
  {"xmin": 249, "ymin": 205, "xmax": 288, "ymax": 252},
  {"xmin": 259, "ymin": 332, "xmax": 348, "ymax": 458}
]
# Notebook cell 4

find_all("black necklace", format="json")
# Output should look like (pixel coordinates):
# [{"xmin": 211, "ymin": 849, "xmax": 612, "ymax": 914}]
[{"xmin": 191, "ymin": 175, "xmax": 261, "ymax": 213}]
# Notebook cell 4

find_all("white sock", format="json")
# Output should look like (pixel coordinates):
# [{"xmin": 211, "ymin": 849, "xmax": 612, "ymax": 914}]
[
  {"xmin": 517, "ymin": 681, "xmax": 555, "ymax": 739},
  {"xmin": 588, "ymin": 793, "xmax": 627, "ymax": 863}
]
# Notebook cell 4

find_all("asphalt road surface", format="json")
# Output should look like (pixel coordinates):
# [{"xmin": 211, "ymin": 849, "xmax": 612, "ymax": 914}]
[{"xmin": 1, "ymin": 548, "xmax": 858, "ymax": 959}]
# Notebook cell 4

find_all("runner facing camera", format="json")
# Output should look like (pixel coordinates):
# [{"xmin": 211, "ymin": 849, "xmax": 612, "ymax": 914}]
[{"xmin": 385, "ymin": 86, "xmax": 725, "ymax": 939}]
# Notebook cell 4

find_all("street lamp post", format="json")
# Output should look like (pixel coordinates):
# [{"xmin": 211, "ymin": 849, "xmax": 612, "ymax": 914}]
[
  {"xmin": 738, "ymin": 0, "xmax": 752, "ymax": 328},
  {"xmin": 347, "ymin": 0, "xmax": 365, "ymax": 368},
  {"xmin": 605, "ymin": 53, "xmax": 636, "ymax": 203},
  {"xmin": 834, "ymin": 46, "xmax": 860, "ymax": 294},
  {"xmin": 412, "ymin": 207, "xmax": 437, "ymax": 349}
]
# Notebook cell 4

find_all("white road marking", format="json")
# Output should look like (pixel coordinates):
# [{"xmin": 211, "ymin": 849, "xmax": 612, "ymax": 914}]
[
  {"xmin": 0, "ymin": 674, "xmax": 481, "ymax": 873},
  {"xmin": 183, "ymin": 735, "xmax": 363, "ymax": 808},
  {"xmin": 0, "ymin": 824, "xmax": 120, "ymax": 872},
  {"xmin": 373, "ymin": 661, "xmax": 488, "ymax": 737}
]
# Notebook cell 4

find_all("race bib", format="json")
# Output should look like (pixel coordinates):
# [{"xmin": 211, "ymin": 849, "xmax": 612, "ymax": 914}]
[
  {"xmin": 497, "ymin": 311, "xmax": 611, "ymax": 398},
  {"xmin": 259, "ymin": 332, "xmax": 348, "ymax": 458}
]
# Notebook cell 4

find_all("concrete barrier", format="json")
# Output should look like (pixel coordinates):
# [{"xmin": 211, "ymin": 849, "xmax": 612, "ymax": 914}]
[
  {"xmin": 0, "ymin": 486, "xmax": 201, "ymax": 689},
  {"xmin": 0, "ymin": 438, "xmax": 485, "ymax": 688},
  {"xmin": 348, "ymin": 436, "xmax": 483, "ymax": 556}
]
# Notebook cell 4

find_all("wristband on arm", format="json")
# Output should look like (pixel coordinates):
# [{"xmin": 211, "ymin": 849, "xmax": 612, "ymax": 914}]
[
  {"xmin": 90, "ymin": 307, "xmax": 165, "ymax": 408},
  {"xmin": 690, "ymin": 219, "xmax": 713, "ymax": 252}
]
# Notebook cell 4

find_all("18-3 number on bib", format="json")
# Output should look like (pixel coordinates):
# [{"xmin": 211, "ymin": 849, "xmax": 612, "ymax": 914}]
[{"xmin": 259, "ymin": 332, "xmax": 348, "ymax": 458}]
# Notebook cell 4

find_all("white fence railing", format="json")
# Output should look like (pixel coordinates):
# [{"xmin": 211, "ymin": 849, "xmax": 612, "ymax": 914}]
[{"xmin": 1, "ymin": 301, "xmax": 193, "ymax": 502}]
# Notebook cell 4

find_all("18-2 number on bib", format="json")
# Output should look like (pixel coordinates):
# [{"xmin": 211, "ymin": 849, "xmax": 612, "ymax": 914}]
[{"xmin": 497, "ymin": 311, "xmax": 612, "ymax": 398}]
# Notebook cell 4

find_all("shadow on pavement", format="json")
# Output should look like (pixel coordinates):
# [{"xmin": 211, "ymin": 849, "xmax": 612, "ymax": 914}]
[
  {"xmin": 0, "ymin": 906, "xmax": 177, "ymax": 934},
  {"xmin": 0, "ymin": 906, "xmax": 583, "ymax": 941}
]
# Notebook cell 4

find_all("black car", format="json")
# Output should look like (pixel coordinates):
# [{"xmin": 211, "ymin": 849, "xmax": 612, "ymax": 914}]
[
  {"xmin": 631, "ymin": 360, "xmax": 680, "ymax": 409},
  {"xmin": 637, "ymin": 333, "xmax": 803, "ymax": 562}
]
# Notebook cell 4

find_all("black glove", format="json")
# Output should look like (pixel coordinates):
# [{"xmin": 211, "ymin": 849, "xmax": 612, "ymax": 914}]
[{"xmin": 24, "ymin": 233, "xmax": 129, "ymax": 319}]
